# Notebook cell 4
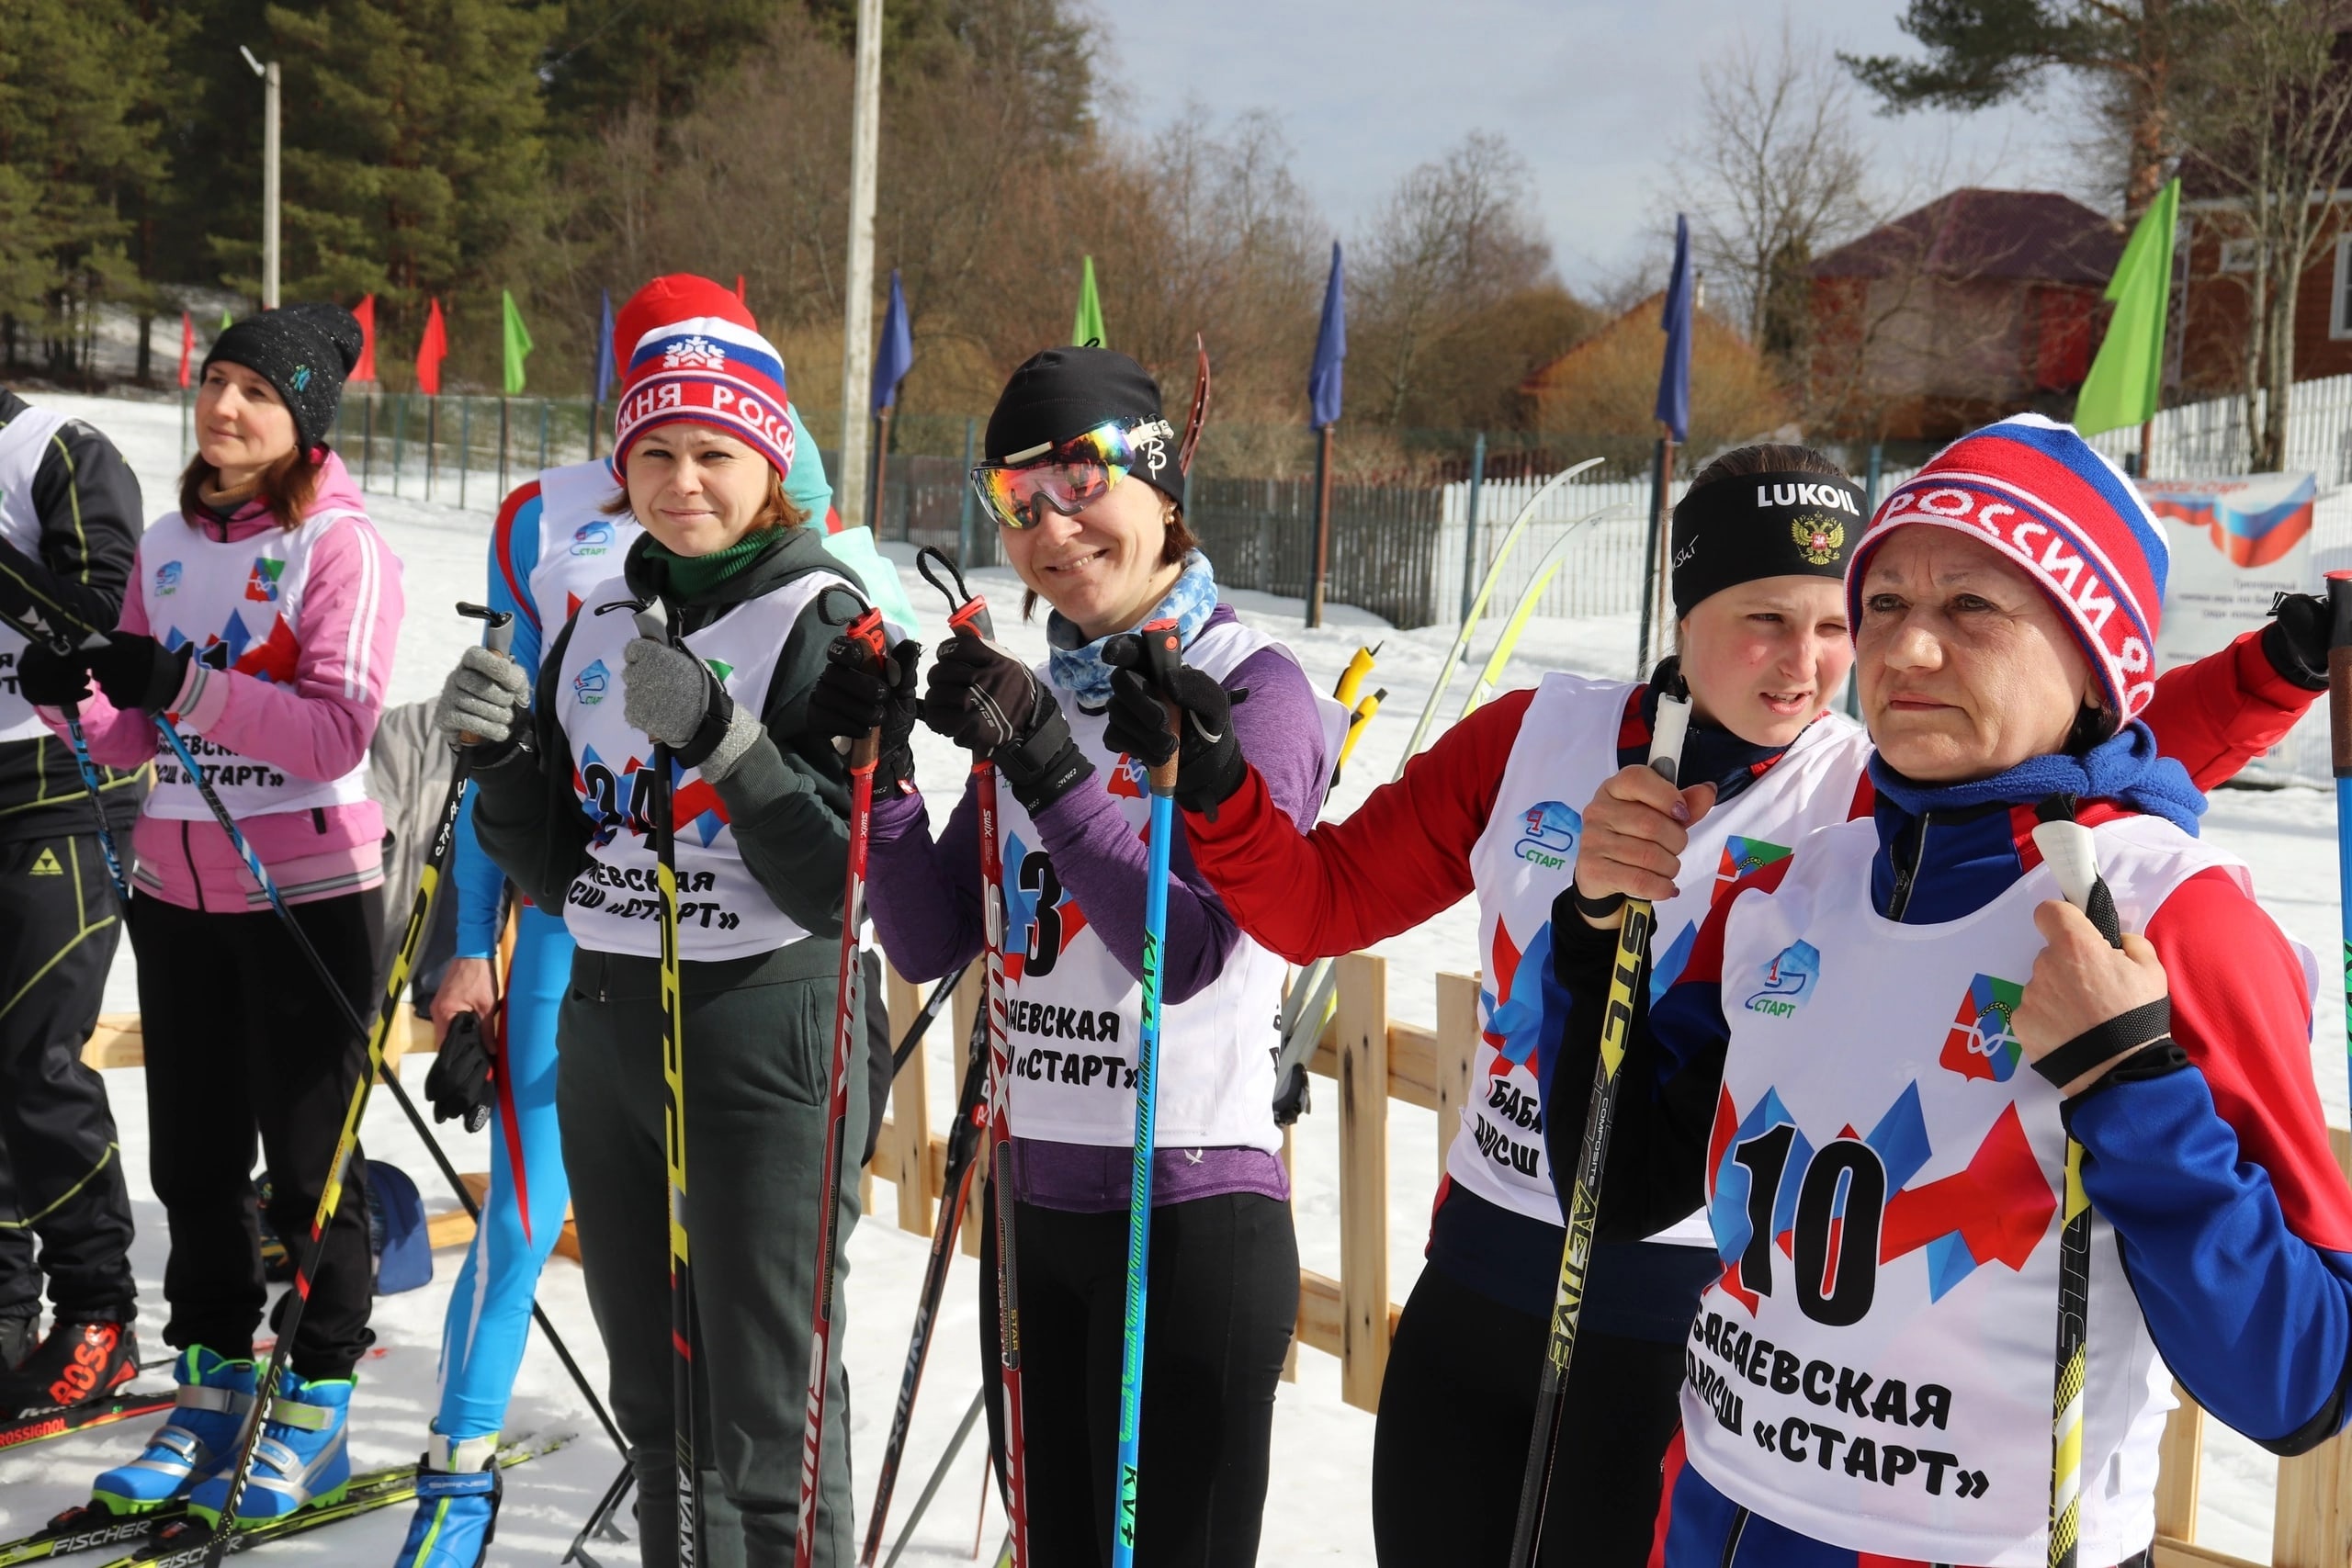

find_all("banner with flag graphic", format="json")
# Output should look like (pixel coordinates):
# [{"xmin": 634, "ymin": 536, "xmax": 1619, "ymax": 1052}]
[{"xmin": 2145, "ymin": 471, "xmax": 2315, "ymax": 782}]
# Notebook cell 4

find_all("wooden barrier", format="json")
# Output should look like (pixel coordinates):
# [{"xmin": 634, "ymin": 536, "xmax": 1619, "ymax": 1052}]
[
  {"xmin": 2146, "ymin": 1128, "xmax": 2352, "ymax": 1568},
  {"xmin": 84, "ymin": 1010, "xmax": 440, "ymax": 1076},
  {"xmin": 859, "ymin": 953, "xmax": 1480, "ymax": 1415}
]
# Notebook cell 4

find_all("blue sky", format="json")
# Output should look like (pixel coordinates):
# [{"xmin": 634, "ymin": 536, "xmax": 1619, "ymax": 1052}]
[{"xmin": 1110, "ymin": 0, "xmax": 2093, "ymax": 294}]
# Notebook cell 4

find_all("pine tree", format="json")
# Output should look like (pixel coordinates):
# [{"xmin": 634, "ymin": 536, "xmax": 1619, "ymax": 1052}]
[
  {"xmin": 0, "ymin": 0, "xmax": 173, "ymax": 374},
  {"xmin": 258, "ymin": 0, "xmax": 560, "ymax": 378}
]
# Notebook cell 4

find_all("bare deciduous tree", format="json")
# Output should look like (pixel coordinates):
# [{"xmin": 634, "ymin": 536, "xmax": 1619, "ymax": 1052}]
[
  {"xmin": 1677, "ymin": 23, "xmax": 1871, "ymax": 373},
  {"xmin": 2176, "ymin": 0, "xmax": 2352, "ymax": 468}
]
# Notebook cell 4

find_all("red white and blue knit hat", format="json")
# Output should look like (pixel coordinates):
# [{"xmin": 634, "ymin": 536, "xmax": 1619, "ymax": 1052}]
[
  {"xmin": 610, "ymin": 274, "xmax": 797, "ymax": 483},
  {"xmin": 1849, "ymin": 413, "xmax": 2168, "ymax": 718}
]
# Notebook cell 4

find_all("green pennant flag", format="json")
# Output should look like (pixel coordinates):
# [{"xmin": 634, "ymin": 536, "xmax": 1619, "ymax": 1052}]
[
  {"xmin": 220, "ymin": 310, "xmax": 233, "ymax": 330},
  {"xmin": 501, "ymin": 290, "xmax": 534, "ymax": 396},
  {"xmin": 1072, "ymin": 255, "xmax": 1104, "ymax": 348},
  {"xmin": 2074, "ymin": 177, "xmax": 2179, "ymax": 438}
]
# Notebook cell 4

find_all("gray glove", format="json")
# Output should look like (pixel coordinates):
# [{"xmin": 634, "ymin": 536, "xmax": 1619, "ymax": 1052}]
[
  {"xmin": 434, "ymin": 646, "xmax": 529, "ymax": 748},
  {"xmin": 622, "ymin": 636, "xmax": 763, "ymax": 782}
]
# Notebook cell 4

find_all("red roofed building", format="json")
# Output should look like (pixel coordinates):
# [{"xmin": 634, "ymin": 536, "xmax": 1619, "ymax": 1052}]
[{"xmin": 1805, "ymin": 188, "xmax": 2124, "ymax": 442}]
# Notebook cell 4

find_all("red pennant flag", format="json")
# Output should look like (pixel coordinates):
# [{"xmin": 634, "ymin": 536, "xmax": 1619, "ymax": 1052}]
[
  {"xmin": 176, "ymin": 311, "xmax": 194, "ymax": 389},
  {"xmin": 350, "ymin": 294, "xmax": 378, "ymax": 382},
  {"xmin": 415, "ymin": 299, "xmax": 448, "ymax": 397},
  {"xmin": 735, "ymin": 274, "xmax": 745, "ymax": 302}
]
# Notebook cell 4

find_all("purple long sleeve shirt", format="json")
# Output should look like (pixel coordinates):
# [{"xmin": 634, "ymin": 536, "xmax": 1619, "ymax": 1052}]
[{"xmin": 868, "ymin": 604, "xmax": 1330, "ymax": 1213}]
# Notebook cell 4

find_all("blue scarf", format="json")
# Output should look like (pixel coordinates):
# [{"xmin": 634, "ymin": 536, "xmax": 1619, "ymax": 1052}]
[
  {"xmin": 1046, "ymin": 551, "xmax": 1219, "ymax": 712},
  {"xmin": 1867, "ymin": 721, "xmax": 2206, "ymax": 837}
]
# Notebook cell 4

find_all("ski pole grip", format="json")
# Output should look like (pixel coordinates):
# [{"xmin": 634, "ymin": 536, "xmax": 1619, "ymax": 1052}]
[
  {"xmin": 1139, "ymin": 616, "xmax": 1183, "ymax": 797},
  {"xmin": 2031, "ymin": 799, "xmax": 2124, "ymax": 950},
  {"xmin": 458, "ymin": 601, "xmax": 514, "ymax": 658},
  {"xmin": 2328, "ymin": 571, "xmax": 2352, "ymax": 778},
  {"xmin": 948, "ymin": 594, "xmax": 995, "ymax": 643},
  {"xmin": 1647, "ymin": 679, "xmax": 1693, "ymax": 786}
]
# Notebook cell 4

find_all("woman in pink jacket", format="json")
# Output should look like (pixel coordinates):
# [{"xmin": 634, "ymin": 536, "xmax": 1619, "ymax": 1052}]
[{"xmin": 18, "ymin": 303, "xmax": 402, "ymax": 1527}]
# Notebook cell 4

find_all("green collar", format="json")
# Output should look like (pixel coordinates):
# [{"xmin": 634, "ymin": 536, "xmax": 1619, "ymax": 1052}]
[{"xmin": 642, "ymin": 530, "xmax": 775, "ymax": 601}]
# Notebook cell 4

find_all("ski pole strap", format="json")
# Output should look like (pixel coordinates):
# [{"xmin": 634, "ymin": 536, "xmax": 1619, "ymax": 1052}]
[
  {"xmin": 2031, "ymin": 999, "xmax": 2172, "ymax": 1089},
  {"xmin": 1137, "ymin": 616, "xmax": 1182, "ymax": 797}
]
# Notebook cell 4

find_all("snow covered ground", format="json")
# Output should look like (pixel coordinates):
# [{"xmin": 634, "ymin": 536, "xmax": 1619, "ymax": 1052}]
[{"xmin": 0, "ymin": 389, "xmax": 2328, "ymax": 1562}]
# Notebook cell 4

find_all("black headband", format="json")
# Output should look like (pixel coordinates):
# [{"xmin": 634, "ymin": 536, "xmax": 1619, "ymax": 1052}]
[{"xmin": 1670, "ymin": 470, "xmax": 1867, "ymax": 617}]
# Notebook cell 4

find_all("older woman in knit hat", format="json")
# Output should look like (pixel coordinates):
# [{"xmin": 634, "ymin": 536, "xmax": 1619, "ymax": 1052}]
[
  {"xmin": 434, "ymin": 274, "xmax": 870, "ymax": 1567},
  {"xmin": 1545, "ymin": 414, "xmax": 2352, "ymax": 1568}
]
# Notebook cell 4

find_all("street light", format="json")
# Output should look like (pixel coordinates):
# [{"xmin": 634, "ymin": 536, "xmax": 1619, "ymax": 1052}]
[{"xmin": 239, "ymin": 45, "xmax": 280, "ymax": 310}]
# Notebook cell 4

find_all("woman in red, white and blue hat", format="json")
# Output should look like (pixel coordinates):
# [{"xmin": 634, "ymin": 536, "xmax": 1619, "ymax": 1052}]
[
  {"xmin": 431, "ymin": 274, "xmax": 872, "ymax": 1567},
  {"xmin": 1545, "ymin": 414, "xmax": 2352, "ymax": 1568}
]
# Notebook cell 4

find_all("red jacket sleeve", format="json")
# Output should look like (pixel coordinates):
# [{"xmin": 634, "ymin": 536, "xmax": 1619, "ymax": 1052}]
[
  {"xmin": 1179, "ymin": 687, "xmax": 1532, "ymax": 964},
  {"xmin": 2142, "ymin": 629, "xmax": 2317, "ymax": 792}
]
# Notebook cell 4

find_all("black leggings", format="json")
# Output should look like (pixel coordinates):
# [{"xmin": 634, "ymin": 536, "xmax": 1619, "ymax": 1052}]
[
  {"xmin": 980, "ymin": 1188, "xmax": 1297, "ymax": 1568},
  {"xmin": 1372, "ymin": 1263, "xmax": 1685, "ymax": 1567},
  {"xmin": 130, "ymin": 889, "xmax": 382, "ymax": 1381}
]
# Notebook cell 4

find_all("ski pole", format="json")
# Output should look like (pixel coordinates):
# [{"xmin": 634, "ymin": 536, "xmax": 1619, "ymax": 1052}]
[
  {"xmin": 2030, "ymin": 796, "xmax": 2120, "ymax": 1568},
  {"xmin": 125, "ymin": 614, "xmax": 625, "ymax": 1457},
  {"xmin": 918, "ymin": 546, "xmax": 1030, "ymax": 1565},
  {"xmin": 561, "ymin": 1461, "xmax": 637, "ymax": 1568},
  {"xmin": 892, "ymin": 960, "xmax": 975, "ymax": 1078},
  {"xmin": 2326, "ymin": 572, "xmax": 2352, "ymax": 1090},
  {"xmin": 1507, "ymin": 675, "xmax": 1691, "ymax": 1566},
  {"xmin": 882, "ymin": 1387, "xmax": 987, "ymax": 1568},
  {"xmin": 625, "ymin": 600, "xmax": 700, "ymax": 1568},
  {"xmin": 795, "ymin": 587, "xmax": 888, "ymax": 1568},
  {"xmin": 0, "ymin": 608, "xmax": 131, "ymax": 905},
  {"xmin": 1111, "ymin": 616, "xmax": 1184, "ymax": 1568},
  {"xmin": 862, "ymin": 1005, "xmax": 992, "ymax": 1566}
]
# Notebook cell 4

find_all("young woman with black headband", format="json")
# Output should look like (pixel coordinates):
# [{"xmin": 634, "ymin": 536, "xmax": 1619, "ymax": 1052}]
[{"xmin": 1128, "ymin": 442, "xmax": 2327, "ymax": 1566}]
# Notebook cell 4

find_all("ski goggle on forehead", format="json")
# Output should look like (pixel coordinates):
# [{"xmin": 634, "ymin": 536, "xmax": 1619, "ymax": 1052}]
[{"xmin": 967, "ymin": 418, "xmax": 1175, "ymax": 530}]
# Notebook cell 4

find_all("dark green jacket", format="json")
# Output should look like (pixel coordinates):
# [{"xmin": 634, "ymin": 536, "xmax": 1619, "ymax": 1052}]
[{"xmin": 469, "ymin": 523, "xmax": 858, "ymax": 942}]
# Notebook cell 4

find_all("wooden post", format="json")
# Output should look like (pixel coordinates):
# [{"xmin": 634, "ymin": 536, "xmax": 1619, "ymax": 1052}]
[
  {"xmin": 1335, "ymin": 952, "xmax": 1389, "ymax": 1412},
  {"xmin": 2154, "ymin": 1387, "xmax": 2202, "ymax": 1546},
  {"xmin": 1433, "ymin": 971, "xmax": 1480, "ymax": 1176},
  {"xmin": 885, "ymin": 962, "xmax": 932, "ymax": 1235},
  {"xmin": 2271, "ymin": 1129, "xmax": 2352, "ymax": 1568}
]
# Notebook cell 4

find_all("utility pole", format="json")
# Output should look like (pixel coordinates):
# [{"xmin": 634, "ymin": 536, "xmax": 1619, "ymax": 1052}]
[
  {"xmin": 240, "ymin": 46, "xmax": 281, "ymax": 310},
  {"xmin": 835, "ymin": 0, "xmax": 884, "ymax": 531}
]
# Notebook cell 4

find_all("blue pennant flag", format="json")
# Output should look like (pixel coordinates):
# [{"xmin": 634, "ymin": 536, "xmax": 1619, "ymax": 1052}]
[
  {"xmin": 872, "ymin": 270, "xmax": 914, "ymax": 416},
  {"xmin": 1309, "ymin": 241, "xmax": 1346, "ymax": 431},
  {"xmin": 1655, "ymin": 214, "xmax": 1692, "ymax": 443},
  {"xmin": 594, "ymin": 288, "xmax": 616, "ymax": 404}
]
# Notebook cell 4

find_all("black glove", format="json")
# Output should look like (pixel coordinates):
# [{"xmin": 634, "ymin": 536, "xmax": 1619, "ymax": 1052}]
[
  {"xmin": 922, "ymin": 635, "xmax": 1091, "ymax": 813},
  {"xmin": 2265, "ymin": 591, "xmax": 2331, "ymax": 693},
  {"xmin": 1101, "ymin": 635, "xmax": 1249, "ymax": 817},
  {"xmin": 14, "ymin": 642, "xmax": 93, "ymax": 707},
  {"xmin": 424, "ymin": 1011, "xmax": 494, "ymax": 1134},
  {"xmin": 809, "ymin": 636, "xmax": 922, "ymax": 790},
  {"xmin": 86, "ymin": 633, "xmax": 191, "ymax": 714}
]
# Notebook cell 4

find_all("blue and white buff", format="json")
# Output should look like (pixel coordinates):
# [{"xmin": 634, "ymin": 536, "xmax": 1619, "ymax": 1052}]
[{"xmin": 1046, "ymin": 550, "xmax": 1219, "ymax": 712}]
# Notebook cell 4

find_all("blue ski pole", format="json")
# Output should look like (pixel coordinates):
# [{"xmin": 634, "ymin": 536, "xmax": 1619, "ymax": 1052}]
[{"xmin": 1112, "ymin": 616, "xmax": 1184, "ymax": 1567}]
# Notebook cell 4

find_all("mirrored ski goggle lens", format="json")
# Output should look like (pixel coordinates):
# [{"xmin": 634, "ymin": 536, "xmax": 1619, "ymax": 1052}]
[{"xmin": 968, "ymin": 459, "xmax": 1123, "ymax": 530}]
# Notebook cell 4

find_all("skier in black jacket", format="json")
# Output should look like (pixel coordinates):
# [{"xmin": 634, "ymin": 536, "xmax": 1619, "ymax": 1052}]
[{"xmin": 0, "ymin": 389, "xmax": 147, "ymax": 1414}]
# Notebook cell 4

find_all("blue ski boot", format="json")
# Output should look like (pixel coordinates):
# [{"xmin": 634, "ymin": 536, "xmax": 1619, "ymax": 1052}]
[
  {"xmin": 90, "ymin": 1348, "xmax": 257, "ymax": 1517},
  {"xmin": 390, "ymin": 1434, "xmax": 503, "ymax": 1568},
  {"xmin": 186, "ymin": 1369, "xmax": 354, "ymax": 1528}
]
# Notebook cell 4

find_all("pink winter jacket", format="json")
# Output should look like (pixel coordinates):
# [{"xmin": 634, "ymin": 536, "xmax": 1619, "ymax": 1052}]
[{"xmin": 45, "ymin": 453, "xmax": 403, "ymax": 911}]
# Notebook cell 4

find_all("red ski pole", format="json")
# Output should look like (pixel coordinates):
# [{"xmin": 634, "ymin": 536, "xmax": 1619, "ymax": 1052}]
[
  {"xmin": 795, "ymin": 591, "xmax": 888, "ymax": 1568},
  {"xmin": 917, "ymin": 547, "xmax": 1030, "ymax": 1566}
]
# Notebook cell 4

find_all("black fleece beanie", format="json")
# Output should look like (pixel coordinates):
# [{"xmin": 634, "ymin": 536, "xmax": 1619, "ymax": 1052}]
[
  {"xmin": 203, "ymin": 303, "xmax": 365, "ymax": 453},
  {"xmin": 984, "ymin": 346, "xmax": 1182, "ymax": 507}
]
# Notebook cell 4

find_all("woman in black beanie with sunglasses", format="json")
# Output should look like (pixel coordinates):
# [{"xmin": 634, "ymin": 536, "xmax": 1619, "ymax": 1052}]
[{"xmin": 814, "ymin": 346, "xmax": 1345, "ymax": 1566}]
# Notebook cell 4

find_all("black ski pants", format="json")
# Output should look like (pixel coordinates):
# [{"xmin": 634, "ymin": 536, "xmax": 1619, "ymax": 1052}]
[
  {"xmin": 1371, "ymin": 1262, "xmax": 1685, "ymax": 1567},
  {"xmin": 979, "ymin": 1186, "xmax": 1297, "ymax": 1568},
  {"xmin": 130, "ymin": 889, "xmax": 381, "ymax": 1382},
  {"xmin": 0, "ymin": 833, "xmax": 135, "ymax": 1326}
]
